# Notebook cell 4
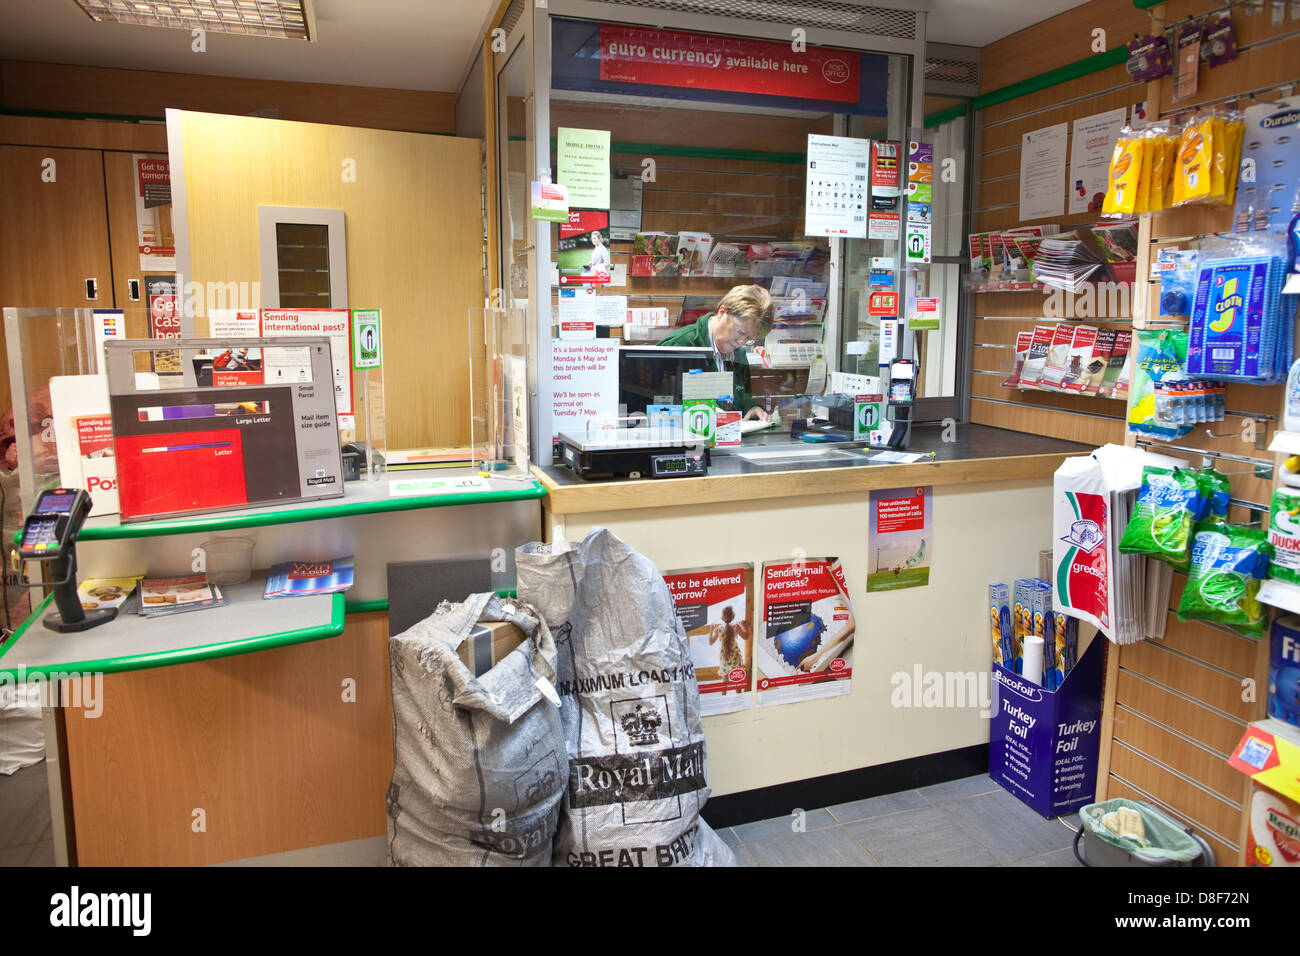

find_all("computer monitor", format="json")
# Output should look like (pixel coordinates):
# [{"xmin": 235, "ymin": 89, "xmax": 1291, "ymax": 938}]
[{"xmin": 618, "ymin": 345, "xmax": 716, "ymax": 417}]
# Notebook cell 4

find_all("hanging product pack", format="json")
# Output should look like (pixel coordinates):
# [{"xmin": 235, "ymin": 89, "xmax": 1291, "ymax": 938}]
[
  {"xmin": 516, "ymin": 528, "xmax": 736, "ymax": 867},
  {"xmin": 1177, "ymin": 524, "xmax": 1272, "ymax": 637},
  {"xmin": 386, "ymin": 592, "xmax": 567, "ymax": 867},
  {"xmin": 1127, "ymin": 328, "xmax": 1190, "ymax": 441},
  {"xmin": 1187, "ymin": 254, "xmax": 1294, "ymax": 384},
  {"xmin": 1118, "ymin": 466, "xmax": 1203, "ymax": 568}
]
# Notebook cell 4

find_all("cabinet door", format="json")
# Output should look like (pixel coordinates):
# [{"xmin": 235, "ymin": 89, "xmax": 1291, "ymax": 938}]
[
  {"xmin": 104, "ymin": 150, "xmax": 167, "ymax": 340},
  {"xmin": 0, "ymin": 146, "xmax": 114, "ymax": 408}
]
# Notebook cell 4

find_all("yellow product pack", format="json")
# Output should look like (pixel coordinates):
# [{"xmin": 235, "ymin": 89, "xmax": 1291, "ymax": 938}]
[
  {"xmin": 1134, "ymin": 130, "xmax": 1155, "ymax": 214},
  {"xmin": 1223, "ymin": 116, "xmax": 1246, "ymax": 206},
  {"xmin": 1209, "ymin": 114, "xmax": 1227, "ymax": 202},
  {"xmin": 1175, "ymin": 116, "xmax": 1215, "ymax": 205},
  {"xmin": 1147, "ymin": 129, "xmax": 1177, "ymax": 212},
  {"xmin": 1103, "ymin": 132, "xmax": 1144, "ymax": 215}
]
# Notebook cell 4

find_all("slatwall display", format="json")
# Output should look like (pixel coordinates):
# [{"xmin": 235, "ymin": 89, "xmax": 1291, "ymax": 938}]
[
  {"xmin": 969, "ymin": 0, "xmax": 1151, "ymax": 445},
  {"xmin": 1098, "ymin": 0, "xmax": 1300, "ymax": 868}
]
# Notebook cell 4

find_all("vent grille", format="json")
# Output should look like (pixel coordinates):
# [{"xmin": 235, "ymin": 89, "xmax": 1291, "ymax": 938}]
[
  {"xmin": 501, "ymin": 0, "xmax": 526, "ymax": 33},
  {"xmin": 925, "ymin": 56, "xmax": 978, "ymax": 86},
  {"xmin": 586, "ymin": 0, "xmax": 917, "ymax": 40}
]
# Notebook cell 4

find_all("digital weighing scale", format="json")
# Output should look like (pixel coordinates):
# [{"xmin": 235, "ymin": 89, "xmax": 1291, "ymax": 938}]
[{"xmin": 558, "ymin": 433, "xmax": 710, "ymax": 480}]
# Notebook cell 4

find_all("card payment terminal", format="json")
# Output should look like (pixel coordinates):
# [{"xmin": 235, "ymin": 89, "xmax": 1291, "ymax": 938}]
[
  {"xmin": 17, "ymin": 488, "xmax": 115, "ymax": 632},
  {"xmin": 885, "ymin": 358, "xmax": 916, "ymax": 449}
]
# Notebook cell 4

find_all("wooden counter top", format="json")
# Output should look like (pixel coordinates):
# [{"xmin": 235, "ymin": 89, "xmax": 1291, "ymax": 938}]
[{"xmin": 537, "ymin": 424, "xmax": 1087, "ymax": 514}]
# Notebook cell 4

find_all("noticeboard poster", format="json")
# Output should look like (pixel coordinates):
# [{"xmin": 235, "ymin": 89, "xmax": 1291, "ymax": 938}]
[
  {"xmin": 664, "ymin": 564, "xmax": 754, "ymax": 716},
  {"xmin": 755, "ymin": 557, "xmax": 855, "ymax": 707},
  {"xmin": 259, "ymin": 309, "xmax": 353, "ymax": 416},
  {"xmin": 867, "ymin": 486, "xmax": 932, "ymax": 591}
]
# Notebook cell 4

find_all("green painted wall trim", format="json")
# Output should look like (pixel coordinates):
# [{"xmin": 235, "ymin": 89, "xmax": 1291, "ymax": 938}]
[
  {"xmin": 977, "ymin": 46, "xmax": 1128, "ymax": 115},
  {"xmin": 0, "ymin": 593, "xmax": 345, "ymax": 681},
  {"xmin": 1132, "ymin": 0, "xmax": 1163, "ymax": 9},
  {"xmin": 924, "ymin": 103, "xmax": 968, "ymax": 128},
  {"xmin": 976, "ymin": 46, "xmax": 1129, "ymax": 113},
  {"xmin": 924, "ymin": 45, "xmax": 1131, "ymax": 129}
]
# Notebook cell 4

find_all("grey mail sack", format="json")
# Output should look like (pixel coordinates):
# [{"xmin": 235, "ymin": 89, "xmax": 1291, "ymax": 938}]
[
  {"xmin": 387, "ymin": 592, "xmax": 566, "ymax": 866},
  {"xmin": 517, "ymin": 528, "xmax": 736, "ymax": 867}
]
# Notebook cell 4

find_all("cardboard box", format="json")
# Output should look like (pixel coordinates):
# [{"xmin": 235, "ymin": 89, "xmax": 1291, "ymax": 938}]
[
  {"xmin": 457, "ymin": 621, "xmax": 527, "ymax": 677},
  {"xmin": 989, "ymin": 635, "xmax": 1103, "ymax": 818}
]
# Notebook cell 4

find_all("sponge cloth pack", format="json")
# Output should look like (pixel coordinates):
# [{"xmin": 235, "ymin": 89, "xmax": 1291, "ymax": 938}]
[{"xmin": 1187, "ymin": 256, "xmax": 1293, "ymax": 383}]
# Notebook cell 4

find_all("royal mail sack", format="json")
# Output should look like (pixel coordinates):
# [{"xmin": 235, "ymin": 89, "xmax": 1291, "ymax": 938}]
[{"xmin": 517, "ymin": 529, "xmax": 736, "ymax": 867}]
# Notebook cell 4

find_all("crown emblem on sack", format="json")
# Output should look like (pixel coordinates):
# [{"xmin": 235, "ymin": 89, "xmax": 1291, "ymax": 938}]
[{"xmin": 619, "ymin": 703, "xmax": 663, "ymax": 746}]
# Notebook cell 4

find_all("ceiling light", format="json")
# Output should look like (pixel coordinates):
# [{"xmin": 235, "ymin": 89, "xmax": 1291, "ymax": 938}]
[{"xmin": 72, "ymin": 0, "xmax": 314, "ymax": 40}]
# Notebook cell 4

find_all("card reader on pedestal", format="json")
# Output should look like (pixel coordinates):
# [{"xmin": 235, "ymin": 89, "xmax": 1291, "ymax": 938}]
[
  {"xmin": 558, "ymin": 432, "xmax": 709, "ymax": 480},
  {"xmin": 885, "ymin": 357, "xmax": 916, "ymax": 449},
  {"xmin": 14, "ymin": 488, "xmax": 115, "ymax": 633}
]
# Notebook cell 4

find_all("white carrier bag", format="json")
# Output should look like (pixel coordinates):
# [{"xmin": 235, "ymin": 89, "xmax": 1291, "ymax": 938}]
[
  {"xmin": 386, "ymin": 592, "xmax": 567, "ymax": 866},
  {"xmin": 517, "ymin": 528, "xmax": 736, "ymax": 867}
]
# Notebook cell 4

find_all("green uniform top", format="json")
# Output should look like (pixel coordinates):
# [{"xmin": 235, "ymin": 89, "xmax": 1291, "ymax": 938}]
[{"xmin": 657, "ymin": 313, "xmax": 756, "ymax": 411}]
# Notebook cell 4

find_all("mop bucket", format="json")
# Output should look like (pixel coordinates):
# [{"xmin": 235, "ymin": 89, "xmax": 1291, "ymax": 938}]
[{"xmin": 1073, "ymin": 799, "xmax": 1215, "ymax": 867}]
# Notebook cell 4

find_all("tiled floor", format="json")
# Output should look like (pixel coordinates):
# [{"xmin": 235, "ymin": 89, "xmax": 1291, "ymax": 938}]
[
  {"xmin": 0, "ymin": 764, "xmax": 1082, "ymax": 867},
  {"xmin": 714, "ymin": 774, "xmax": 1085, "ymax": 867},
  {"xmin": 0, "ymin": 761, "xmax": 55, "ymax": 867}
]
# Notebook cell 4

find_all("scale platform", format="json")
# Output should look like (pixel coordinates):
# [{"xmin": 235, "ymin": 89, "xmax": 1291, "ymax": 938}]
[{"xmin": 558, "ymin": 432, "xmax": 710, "ymax": 480}]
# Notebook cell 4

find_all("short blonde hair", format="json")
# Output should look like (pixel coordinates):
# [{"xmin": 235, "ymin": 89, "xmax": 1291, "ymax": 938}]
[{"xmin": 718, "ymin": 285, "xmax": 774, "ymax": 336}]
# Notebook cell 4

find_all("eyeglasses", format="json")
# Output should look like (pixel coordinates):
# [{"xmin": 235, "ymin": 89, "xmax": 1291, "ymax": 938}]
[{"xmin": 728, "ymin": 314, "xmax": 758, "ymax": 347}]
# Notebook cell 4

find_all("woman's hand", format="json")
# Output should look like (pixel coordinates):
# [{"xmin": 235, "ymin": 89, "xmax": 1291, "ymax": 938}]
[{"xmin": 743, "ymin": 406, "xmax": 771, "ymax": 423}]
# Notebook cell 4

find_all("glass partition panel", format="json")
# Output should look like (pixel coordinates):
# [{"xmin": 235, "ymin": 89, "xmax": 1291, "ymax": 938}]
[{"xmin": 544, "ymin": 16, "xmax": 912, "ymax": 460}]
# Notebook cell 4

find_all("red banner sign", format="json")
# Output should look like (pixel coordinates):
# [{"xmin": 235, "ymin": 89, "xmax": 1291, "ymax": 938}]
[{"xmin": 598, "ymin": 24, "xmax": 858, "ymax": 103}]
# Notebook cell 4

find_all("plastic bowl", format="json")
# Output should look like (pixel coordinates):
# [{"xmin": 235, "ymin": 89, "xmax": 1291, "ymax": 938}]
[{"xmin": 201, "ymin": 536, "xmax": 255, "ymax": 586}]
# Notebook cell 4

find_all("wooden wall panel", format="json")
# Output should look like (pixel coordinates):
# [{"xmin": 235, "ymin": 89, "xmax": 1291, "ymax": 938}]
[
  {"xmin": 0, "ymin": 60, "xmax": 456, "ymax": 135},
  {"xmin": 176, "ymin": 110, "xmax": 482, "ymax": 448},
  {"xmin": 63, "ymin": 612, "xmax": 393, "ymax": 866},
  {"xmin": 0, "ymin": 116, "xmax": 168, "ymax": 152},
  {"xmin": 1113, "ymin": 670, "xmax": 1247, "ymax": 757},
  {"xmin": 1113, "ymin": 707, "xmax": 1246, "ymax": 798},
  {"xmin": 978, "ymin": 0, "xmax": 1150, "ymax": 93},
  {"xmin": 969, "ymin": 397, "xmax": 1121, "ymax": 447}
]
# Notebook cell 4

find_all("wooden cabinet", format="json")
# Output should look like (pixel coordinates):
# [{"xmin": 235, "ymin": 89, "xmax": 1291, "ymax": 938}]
[
  {"xmin": 0, "ymin": 146, "xmax": 117, "ymax": 407},
  {"xmin": 0, "ymin": 137, "xmax": 168, "ymax": 409}
]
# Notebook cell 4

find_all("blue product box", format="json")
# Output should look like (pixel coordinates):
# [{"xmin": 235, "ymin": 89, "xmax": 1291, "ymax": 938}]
[
  {"xmin": 989, "ymin": 633, "xmax": 1104, "ymax": 818},
  {"xmin": 1269, "ymin": 615, "xmax": 1300, "ymax": 729}
]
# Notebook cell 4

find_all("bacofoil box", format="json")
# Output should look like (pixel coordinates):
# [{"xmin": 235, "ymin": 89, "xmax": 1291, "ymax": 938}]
[{"xmin": 989, "ymin": 636, "xmax": 1103, "ymax": 818}]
